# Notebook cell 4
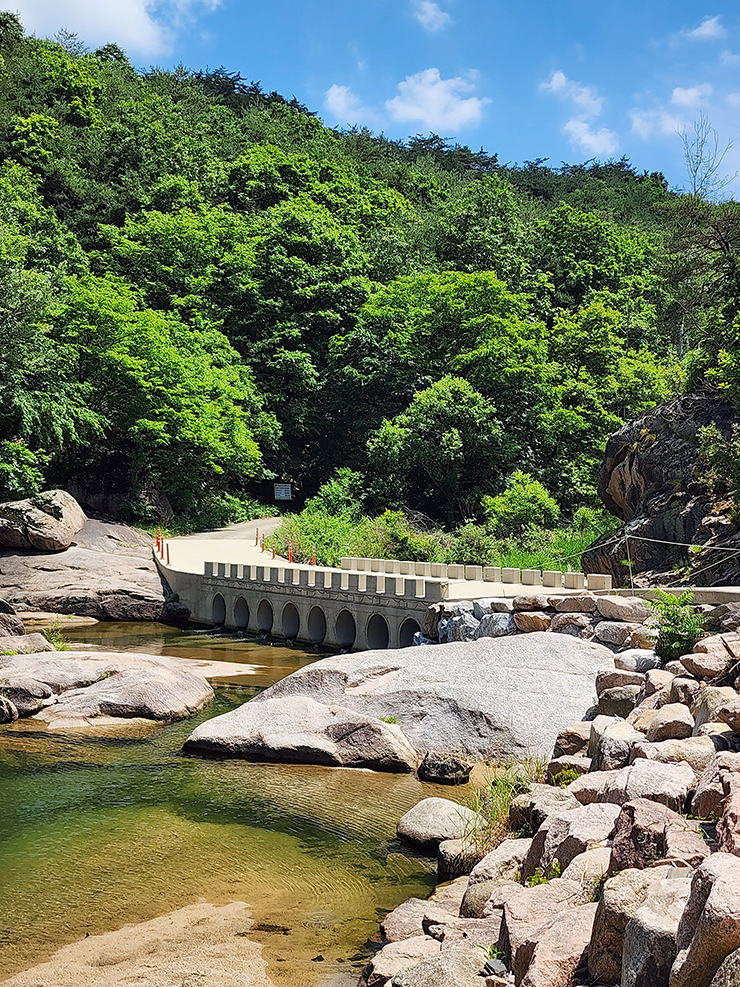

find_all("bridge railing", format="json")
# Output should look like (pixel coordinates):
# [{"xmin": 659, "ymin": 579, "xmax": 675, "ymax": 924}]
[
  {"xmin": 203, "ymin": 562, "xmax": 449, "ymax": 602},
  {"xmin": 202, "ymin": 558, "xmax": 612, "ymax": 597},
  {"xmin": 339, "ymin": 557, "xmax": 611, "ymax": 591}
]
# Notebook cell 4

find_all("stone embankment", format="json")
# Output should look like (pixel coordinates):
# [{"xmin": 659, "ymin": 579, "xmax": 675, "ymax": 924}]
[{"xmin": 360, "ymin": 611, "xmax": 740, "ymax": 987}]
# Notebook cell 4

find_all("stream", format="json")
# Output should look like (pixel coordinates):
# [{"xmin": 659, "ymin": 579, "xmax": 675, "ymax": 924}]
[{"xmin": 0, "ymin": 622, "xmax": 472, "ymax": 986}]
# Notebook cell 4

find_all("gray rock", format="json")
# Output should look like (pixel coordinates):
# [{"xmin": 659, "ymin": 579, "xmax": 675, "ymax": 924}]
[
  {"xmin": 472, "ymin": 612, "xmax": 517, "ymax": 639},
  {"xmin": 0, "ymin": 673, "xmax": 55, "ymax": 715},
  {"xmin": 520, "ymin": 802, "xmax": 621, "ymax": 880},
  {"xmin": 710, "ymin": 947, "xmax": 740, "ymax": 987},
  {"xmin": 622, "ymin": 877, "xmax": 691, "ymax": 987},
  {"xmin": 593, "ymin": 720, "xmax": 644, "ymax": 771},
  {"xmin": 42, "ymin": 666, "xmax": 214, "ymax": 725},
  {"xmin": 596, "ymin": 669, "xmax": 645, "ymax": 695},
  {"xmin": 596, "ymin": 595, "xmax": 651, "ymax": 623},
  {"xmin": 512, "ymin": 594, "xmax": 550, "ymax": 611},
  {"xmin": 252, "ymin": 632, "xmax": 616, "ymax": 761},
  {"xmin": 0, "ymin": 489, "xmax": 86, "ymax": 551},
  {"xmin": 437, "ymin": 838, "xmax": 485, "ymax": 881},
  {"xmin": 546, "ymin": 754, "xmax": 592, "ymax": 783},
  {"xmin": 693, "ymin": 688, "xmax": 739, "ymax": 733},
  {"xmin": 184, "ymin": 695, "xmax": 417, "ymax": 772},
  {"xmin": 396, "ymin": 798, "xmax": 479, "ymax": 852},
  {"xmin": 0, "ymin": 694, "xmax": 18, "ymax": 722},
  {"xmin": 568, "ymin": 758, "xmax": 695, "ymax": 813},
  {"xmin": 597, "ymin": 684, "xmax": 642, "ymax": 717},
  {"xmin": 560, "ymin": 845, "xmax": 612, "ymax": 883},
  {"xmin": 418, "ymin": 751, "xmax": 472, "ymax": 785},
  {"xmin": 517, "ymin": 902, "xmax": 597, "ymax": 987},
  {"xmin": 0, "ymin": 612, "xmax": 25, "ymax": 637},
  {"xmin": 459, "ymin": 878, "xmax": 511, "ymax": 919},
  {"xmin": 390, "ymin": 948, "xmax": 482, "ymax": 987},
  {"xmin": 0, "ymin": 632, "xmax": 55, "ymax": 655},
  {"xmin": 630, "ymin": 736, "xmax": 720, "ymax": 774},
  {"xmin": 553, "ymin": 721, "xmax": 591, "ymax": 757},
  {"xmin": 0, "ymin": 519, "xmax": 170, "ymax": 621},
  {"xmin": 509, "ymin": 784, "xmax": 580, "ymax": 833},
  {"xmin": 595, "ymin": 621, "xmax": 644, "ymax": 647},
  {"xmin": 447, "ymin": 613, "xmax": 479, "ymax": 643},
  {"xmin": 548, "ymin": 593, "xmax": 597, "ymax": 613},
  {"xmin": 588, "ymin": 867, "xmax": 669, "ymax": 984},
  {"xmin": 360, "ymin": 937, "xmax": 441, "ymax": 987},
  {"xmin": 472, "ymin": 598, "xmax": 509, "ymax": 619},
  {"xmin": 671, "ymin": 852, "xmax": 740, "ymax": 987},
  {"xmin": 669, "ymin": 677, "xmax": 702, "ymax": 707},
  {"xmin": 468, "ymin": 837, "xmax": 533, "ymax": 885},
  {"xmin": 615, "ymin": 650, "xmax": 663, "ymax": 672},
  {"xmin": 646, "ymin": 703, "xmax": 695, "ymax": 742},
  {"xmin": 694, "ymin": 752, "xmax": 740, "ymax": 820}
]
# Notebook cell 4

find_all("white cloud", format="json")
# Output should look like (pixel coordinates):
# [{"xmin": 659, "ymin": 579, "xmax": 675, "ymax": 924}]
[
  {"xmin": 672, "ymin": 83, "xmax": 713, "ymax": 107},
  {"xmin": 630, "ymin": 108, "xmax": 685, "ymax": 139},
  {"xmin": 412, "ymin": 1, "xmax": 451, "ymax": 33},
  {"xmin": 324, "ymin": 84, "xmax": 376, "ymax": 125},
  {"xmin": 13, "ymin": 0, "xmax": 221, "ymax": 56},
  {"xmin": 721, "ymin": 49, "xmax": 740, "ymax": 65},
  {"xmin": 540, "ymin": 70, "xmax": 602, "ymax": 117},
  {"xmin": 564, "ymin": 118, "xmax": 619, "ymax": 156},
  {"xmin": 686, "ymin": 15, "xmax": 726, "ymax": 40},
  {"xmin": 727, "ymin": 92, "xmax": 740, "ymax": 106},
  {"xmin": 385, "ymin": 68, "xmax": 490, "ymax": 130}
]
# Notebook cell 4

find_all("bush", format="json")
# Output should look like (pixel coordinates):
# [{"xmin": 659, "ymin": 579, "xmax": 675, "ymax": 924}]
[
  {"xmin": 647, "ymin": 589, "xmax": 706, "ymax": 662},
  {"xmin": 465, "ymin": 758, "xmax": 546, "ymax": 853},
  {"xmin": 303, "ymin": 468, "xmax": 365, "ymax": 519},
  {"xmin": 0, "ymin": 440, "xmax": 45, "ymax": 501},
  {"xmin": 482, "ymin": 470, "xmax": 560, "ymax": 537}
]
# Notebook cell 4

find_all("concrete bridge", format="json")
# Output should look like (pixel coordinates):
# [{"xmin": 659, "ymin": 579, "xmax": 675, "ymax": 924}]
[{"xmin": 158, "ymin": 521, "xmax": 613, "ymax": 651}]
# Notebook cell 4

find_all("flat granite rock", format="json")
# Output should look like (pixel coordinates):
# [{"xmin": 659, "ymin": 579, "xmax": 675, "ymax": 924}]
[
  {"xmin": 252, "ymin": 632, "xmax": 615, "ymax": 760},
  {"xmin": 0, "ymin": 519, "xmax": 171, "ymax": 621},
  {"xmin": 184, "ymin": 695, "xmax": 420, "ymax": 772}
]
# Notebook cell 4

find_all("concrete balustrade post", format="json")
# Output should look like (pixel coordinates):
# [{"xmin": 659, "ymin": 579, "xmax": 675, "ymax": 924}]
[
  {"xmin": 447, "ymin": 564, "xmax": 464, "ymax": 579},
  {"xmin": 464, "ymin": 565, "xmax": 483, "ymax": 580},
  {"xmin": 564, "ymin": 572, "xmax": 586, "ymax": 589},
  {"xmin": 483, "ymin": 567, "xmax": 502, "ymax": 582},
  {"xmin": 521, "ymin": 569, "xmax": 542, "ymax": 586},
  {"xmin": 501, "ymin": 567, "xmax": 520, "ymax": 583}
]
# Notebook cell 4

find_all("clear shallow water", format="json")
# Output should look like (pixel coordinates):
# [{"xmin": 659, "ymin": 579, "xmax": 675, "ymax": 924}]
[{"xmin": 0, "ymin": 625, "xmax": 466, "ymax": 986}]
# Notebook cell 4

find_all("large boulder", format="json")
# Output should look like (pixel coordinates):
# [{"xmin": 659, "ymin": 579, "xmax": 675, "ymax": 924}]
[
  {"xmin": 0, "ymin": 612, "xmax": 25, "ymax": 637},
  {"xmin": 518, "ymin": 902, "xmax": 597, "ymax": 987},
  {"xmin": 596, "ymin": 595, "xmax": 651, "ymax": 623},
  {"xmin": 568, "ymin": 758, "xmax": 695, "ymax": 813},
  {"xmin": 710, "ymin": 948, "xmax": 740, "ymax": 987},
  {"xmin": 671, "ymin": 853, "xmax": 740, "ymax": 987},
  {"xmin": 630, "ymin": 736, "xmax": 720, "ymax": 774},
  {"xmin": 35, "ymin": 666, "xmax": 214, "ymax": 726},
  {"xmin": 359, "ymin": 937, "xmax": 441, "ymax": 987},
  {"xmin": 609, "ymin": 798, "xmax": 710, "ymax": 871},
  {"xmin": 396, "ymin": 798, "xmax": 479, "ymax": 852},
  {"xmin": 0, "ymin": 519, "xmax": 173, "ymax": 621},
  {"xmin": 693, "ymin": 688, "xmax": 739, "ymax": 733},
  {"xmin": 250, "ymin": 633, "xmax": 615, "ymax": 760},
  {"xmin": 468, "ymin": 838, "xmax": 533, "ymax": 885},
  {"xmin": 520, "ymin": 802, "xmax": 620, "ymax": 880},
  {"xmin": 646, "ymin": 703, "xmax": 695, "ymax": 742},
  {"xmin": 0, "ymin": 489, "xmax": 86, "ymax": 552},
  {"xmin": 0, "ymin": 694, "xmax": 18, "ymax": 723},
  {"xmin": 0, "ymin": 632, "xmax": 55, "ymax": 655},
  {"xmin": 622, "ymin": 876, "xmax": 692, "ymax": 987},
  {"xmin": 694, "ymin": 753, "xmax": 740, "ymax": 819},
  {"xmin": 184, "ymin": 695, "xmax": 419, "ymax": 773},
  {"xmin": 389, "ymin": 948, "xmax": 482, "ymax": 987},
  {"xmin": 588, "ymin": 867, "xmax": 669, "ymax": 984},
  {"xmin": 417, "ymin": 752, "xmax": 472, "ymax": 785}
]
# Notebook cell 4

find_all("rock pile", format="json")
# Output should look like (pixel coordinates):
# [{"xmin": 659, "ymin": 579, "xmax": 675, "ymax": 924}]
[
  {"xmin": 422, "ymin": 592, "xmax": 657, "ymax": 649},
  {"xmin": 363, "ymin": 630, "xmax": 740, "ymax": 987}
]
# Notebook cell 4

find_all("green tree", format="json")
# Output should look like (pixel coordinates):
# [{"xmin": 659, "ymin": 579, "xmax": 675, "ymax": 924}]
[{"xmin": 482, "ymin": 470, "xmax": 560, "ymax": 536}]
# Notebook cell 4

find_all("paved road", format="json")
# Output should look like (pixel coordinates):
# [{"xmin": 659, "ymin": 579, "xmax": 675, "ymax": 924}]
[{"xmin": 165, "ymin": 517, "xmax": 293, "ymax": 574}]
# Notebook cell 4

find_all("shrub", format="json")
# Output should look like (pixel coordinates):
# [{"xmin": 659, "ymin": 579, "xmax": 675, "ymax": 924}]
[
  {"xmin": 647, "ymin": 589, "xmax": 706, "ymax": 662},
  {"xmin": 482, "ymin": 470, "xmax": 560, "ymax": 537},
  {"xmin": 523, "ymin": 862, "xmax": 561, "ymax": 887},
  {"xmin": 465, "ymin": 758, "xmax": 546, "ymax": 853}
]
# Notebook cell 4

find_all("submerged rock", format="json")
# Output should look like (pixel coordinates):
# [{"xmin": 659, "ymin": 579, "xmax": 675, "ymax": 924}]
[{"xmin": 184, "ymin": 695, "xmax": 420, "ymax": 772}]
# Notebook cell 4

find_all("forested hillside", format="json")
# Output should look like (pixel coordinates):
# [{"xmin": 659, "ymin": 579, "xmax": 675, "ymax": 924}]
[{"xmin": 2, "ymin": 11, "xmax": 739, "ymax": 560}]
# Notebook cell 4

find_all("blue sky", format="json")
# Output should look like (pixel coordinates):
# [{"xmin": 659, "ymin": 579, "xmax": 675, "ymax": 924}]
[{"xmin": 13, "ymin": 1, "xmax": 740, "ymax": 191}]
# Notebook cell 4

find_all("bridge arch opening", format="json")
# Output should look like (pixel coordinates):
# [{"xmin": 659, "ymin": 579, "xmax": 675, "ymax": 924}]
[
  {"xmin": 399, "ymin": 617, "xmax": 420, "ymax": 648},
  {"xmin": 234, "ymin": 597, "xmax": 249, "ymax": 632},
  {"xmin": 257, "ymin": 599, "xmax": 273, "ymax": 634},
  {"xmin": 308, "ymin": 606, "xmax": 326, "ymax": 645},
  {"xmin": 211, "ymin": 594, "xmax": 226, "ymax": 627},
  {"xmin": 366, "ymin": 613, "xmax": 389, "ymax": 651},
  {"xmin": 282, "ymin": 603, "xmax": 300, "ymax": 640},
  {"xmin": 336, "ymin": 609, "xmax": 356, "ymax": 650}
]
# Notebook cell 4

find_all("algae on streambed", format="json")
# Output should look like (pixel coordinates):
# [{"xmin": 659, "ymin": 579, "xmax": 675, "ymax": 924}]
[{"xmin": 0, "ymin": 629, "xmax": 470, "ymax": 987}]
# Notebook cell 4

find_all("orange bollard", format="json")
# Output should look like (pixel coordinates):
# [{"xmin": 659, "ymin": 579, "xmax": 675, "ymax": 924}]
[
  {"xmin": 255, "ymin": 528, "xmax": 259, "ymax": 546},
  {"xmin": 311, "ymin": 545, "xmax": 316, "ymax": 566},
  {"xmin": 272, "ymin": 540, "xmax": 276, "ymax": 560},
  {"xmin": 166, "ymin": 543, "xmax": 170, "ymax": 565},
  {"xmin": 288, "ymin": 540, "xmax": 293, "ymax": 564},
  {"xmin": 156, "ymin": 527, "xmax": 161, "ymax": 551},
  {"xmin": 261, "ymin": 535, "xmax": 265, "ymax": 553}
]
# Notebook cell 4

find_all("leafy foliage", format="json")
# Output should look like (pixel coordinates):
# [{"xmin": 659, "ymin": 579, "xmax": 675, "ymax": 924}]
[{"xmin": 647, "ymin": 590, "xmax": 706, "ymax": 662}]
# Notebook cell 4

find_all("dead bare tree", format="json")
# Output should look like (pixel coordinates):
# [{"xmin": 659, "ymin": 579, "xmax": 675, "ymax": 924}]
[{"xmin": 681, "ymin": 111, "xmax": 739, "ymax": 200}]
